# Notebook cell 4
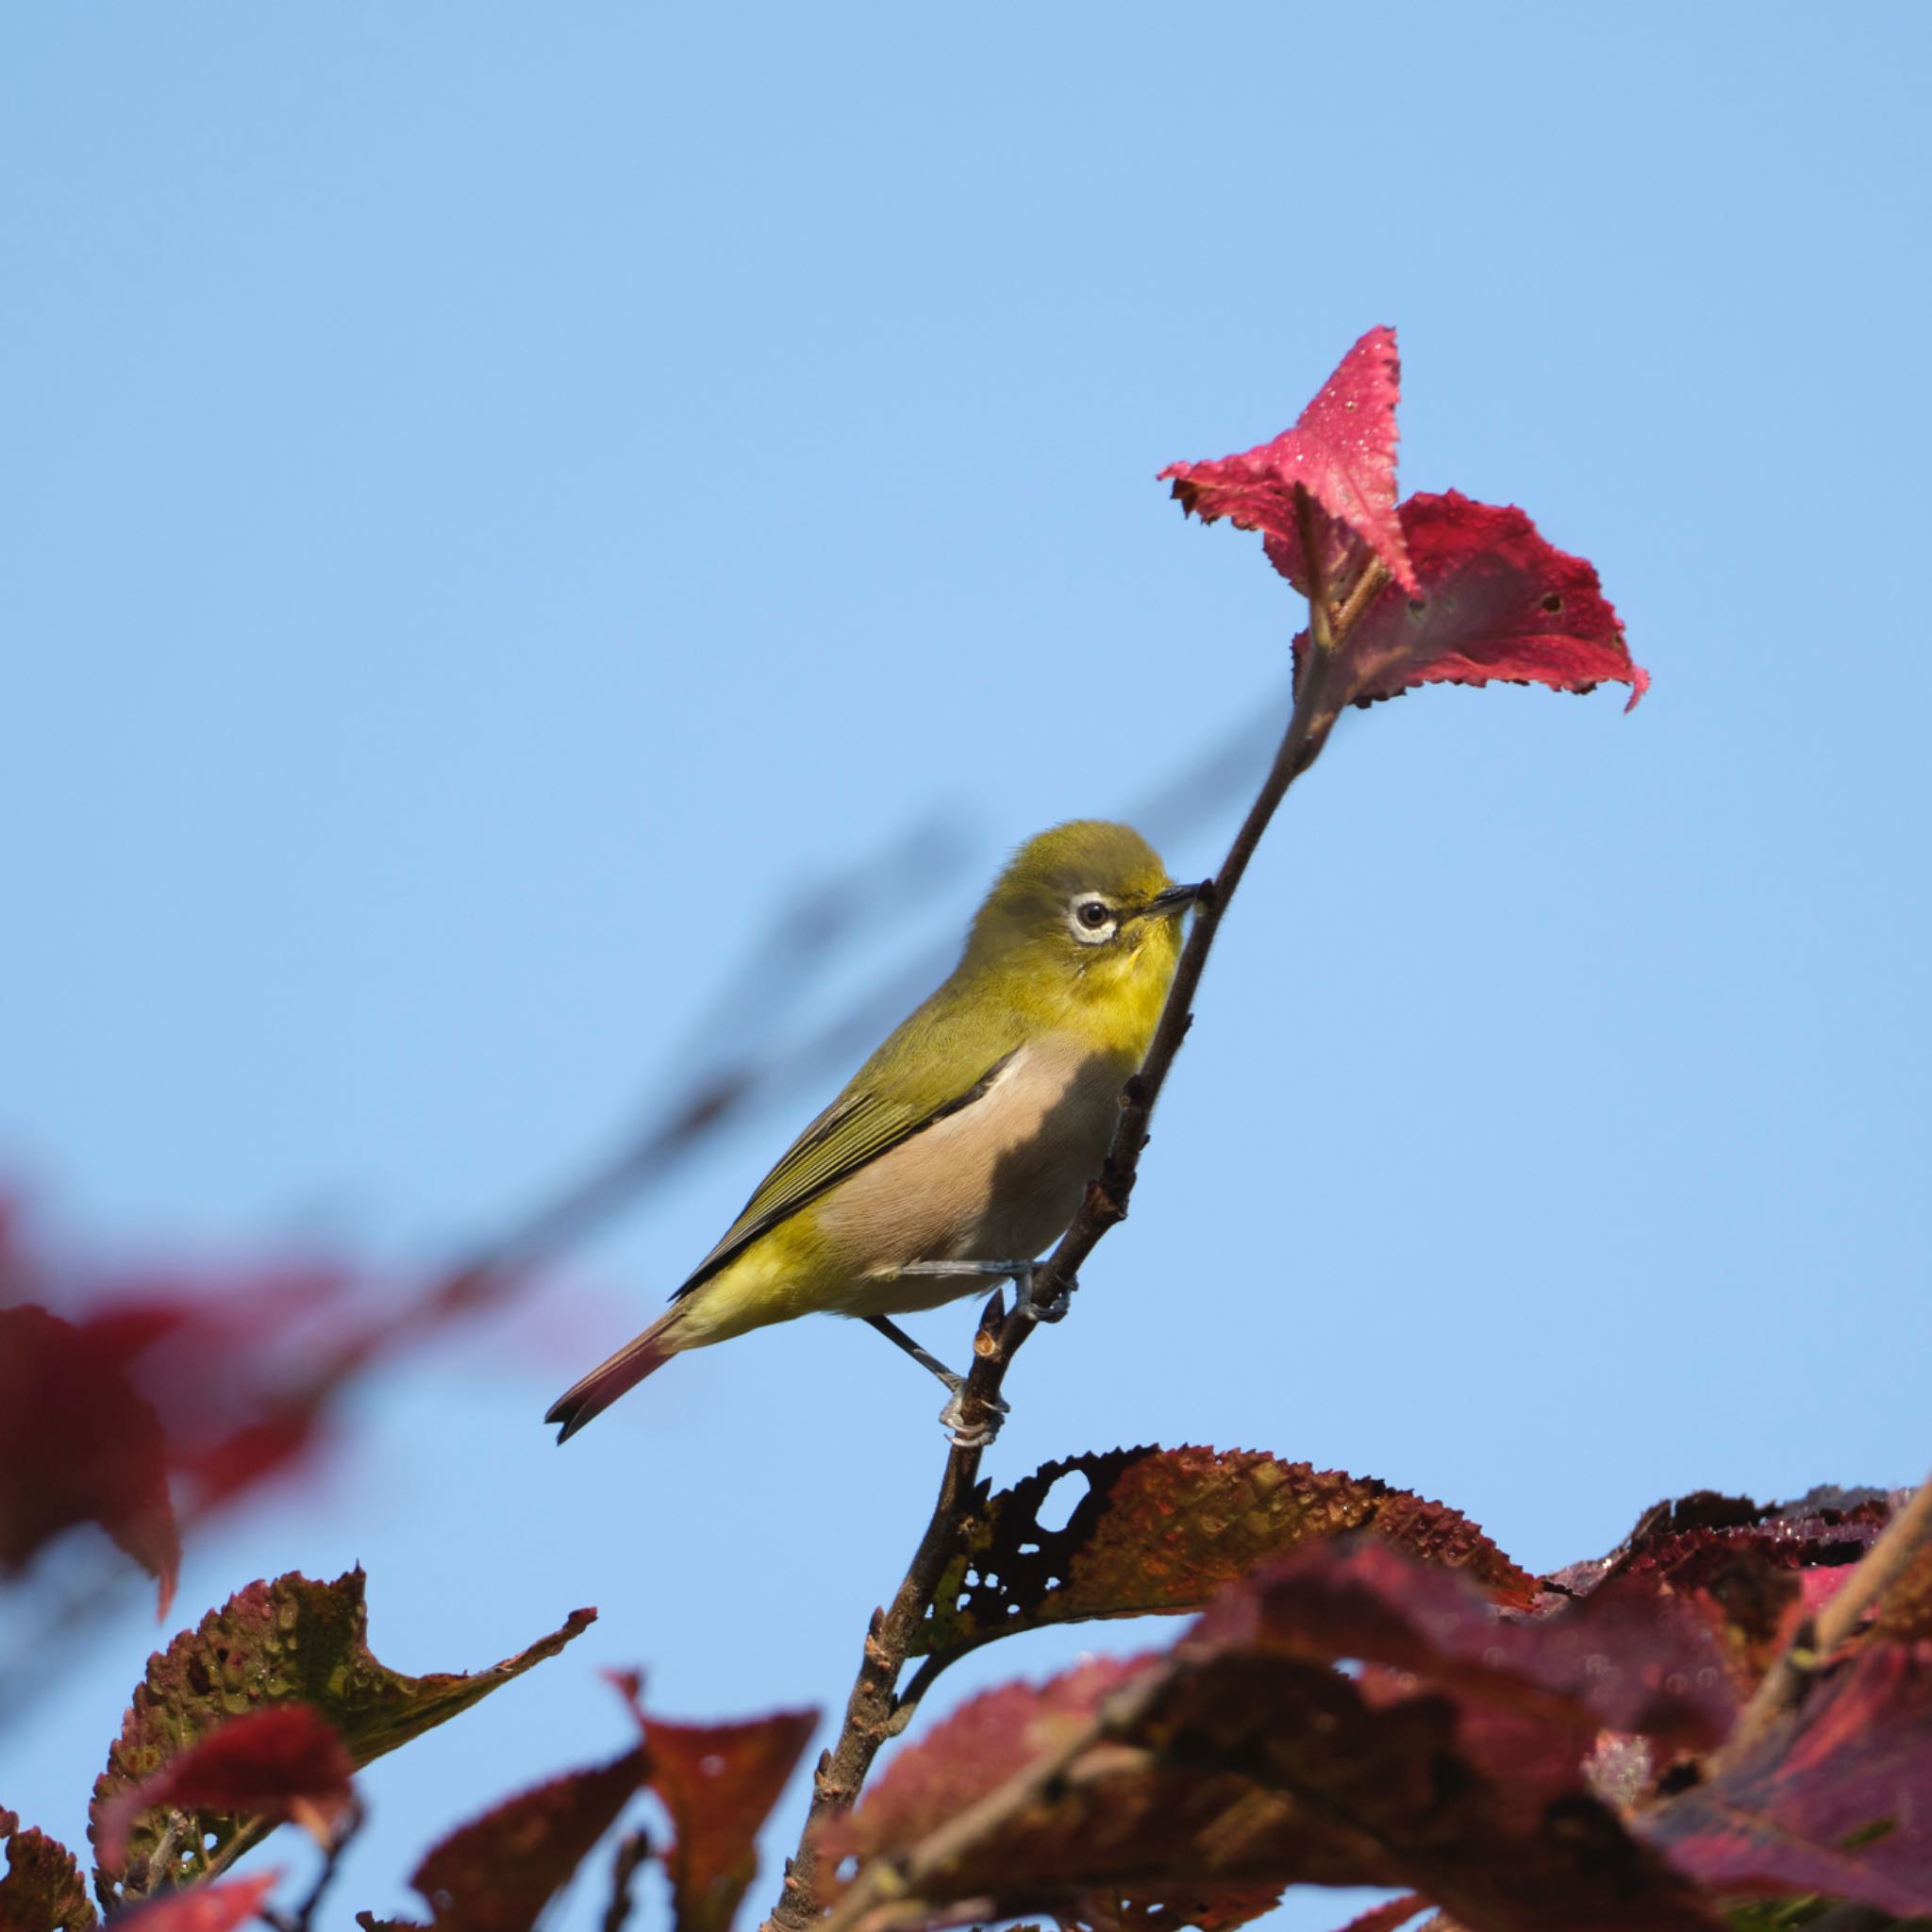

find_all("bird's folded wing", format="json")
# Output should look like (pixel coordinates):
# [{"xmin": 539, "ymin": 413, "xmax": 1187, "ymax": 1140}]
[{"xmin": 673, "ymin": 1046, "xmax": 1017, "ymax": 1301}]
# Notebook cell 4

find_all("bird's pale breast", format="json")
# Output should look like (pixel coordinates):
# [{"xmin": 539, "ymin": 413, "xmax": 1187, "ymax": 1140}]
[{"xmin": 811, "ymin": 1032, "xmax": 1128, "ymax": 1319}]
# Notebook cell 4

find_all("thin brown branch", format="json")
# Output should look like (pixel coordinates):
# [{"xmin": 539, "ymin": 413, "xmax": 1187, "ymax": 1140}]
[
  {"xmin": 258, "ymin": 1800, "xmax": 364, "ymax": 1932},
  {"xmin": 1718, "ymin": 1468, "xmax": 1931, "ymax": 1764},
  {"xmin": 599, "ymin": 1829, "xmax": 652, "ymax": 1932},
  {"xmin": 1294, "ymin": 483, "xmax": 1337, "ymax": 655},
  {"xmin": 1332, "ymin": 556, "xmax": 1391, "ymax": 643},
  {"xmin": 762, "ymin": 631, "xmax": 1351, "ymax": 1931}
]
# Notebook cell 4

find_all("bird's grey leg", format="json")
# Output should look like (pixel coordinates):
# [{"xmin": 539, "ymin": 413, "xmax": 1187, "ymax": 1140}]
[
  {"xmin": 898, "ymin": 1258, "xmax": 1074, "ymax": 1324},
  {"xmin": 864, "ymin": 1313, "xmax": 967, "ymax": 1395},
  {"xmin": 864, "ymin": 1314, "xmax": 1009, "ymax": 1447}
]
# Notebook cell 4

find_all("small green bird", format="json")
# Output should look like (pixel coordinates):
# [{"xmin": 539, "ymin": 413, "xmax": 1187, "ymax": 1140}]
[{"xmin": 545, "ymin": 821, "xmax": 1203, "ymax": 1444}]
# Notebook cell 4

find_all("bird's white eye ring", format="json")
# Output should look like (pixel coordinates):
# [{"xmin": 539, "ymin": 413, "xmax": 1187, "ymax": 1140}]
[{"xmin": 1069, "ymin": 896, "xmax": 1117, "ymax": 944}]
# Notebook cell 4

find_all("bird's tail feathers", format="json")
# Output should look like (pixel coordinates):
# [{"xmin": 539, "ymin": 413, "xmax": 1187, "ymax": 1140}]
[{"xmin": 545, "ymin": 1307, "xmax": 684, "ymax": 1443}]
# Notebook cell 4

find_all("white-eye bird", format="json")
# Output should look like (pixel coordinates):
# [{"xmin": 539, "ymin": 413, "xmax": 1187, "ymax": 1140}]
[{"xmin": 545, "ymin": 821, "xmax": 1203, "ymax": 1443}]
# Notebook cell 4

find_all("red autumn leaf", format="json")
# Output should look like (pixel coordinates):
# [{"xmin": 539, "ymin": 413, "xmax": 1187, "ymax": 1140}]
[
  {"xmin": 827, "ymin": 1531, "xmax": 1774, "ymax": 1932},
  {"xmin": 391, "ymin": 1747, "xmax": 649, "ymax": 1932},
  {"xmin": 1641, "ymin": 1638, "xmax": 1932, "ymax": 1918},
  {"xmin": 102, "ymin": 1874, "xmax": 280, "ymax": 1932},
  {"xmin": 1162, "ymin": 326, "xmax": 1418, "ymax": 597},
  {"xmin": 0, "ymin": 1812, "xmax": 95, "ymax": 1932},
  {"xmin": 637, "ymin": 1706, "xmax": 819, "ymax": 1932},
  {"xmin": 0, "ymin": 1304, "xmax": 179, "ymax": 1617},
  {"xmin": 1297, "ymin": 491, "xmax": 1647, "ymax": 712},
  {"xmin": 96, "ymin": 1705, "xmax": 355, "ymax": 1871},
  {"xmin": 825, "ymin": 1637, "xmax": 1723, "ymax": 1932}
]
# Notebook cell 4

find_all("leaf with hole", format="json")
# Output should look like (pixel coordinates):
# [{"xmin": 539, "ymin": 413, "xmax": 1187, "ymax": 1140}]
[{"xmin": 912, "ymin": 1447, "xmax": 1537, "ymax": 1675}]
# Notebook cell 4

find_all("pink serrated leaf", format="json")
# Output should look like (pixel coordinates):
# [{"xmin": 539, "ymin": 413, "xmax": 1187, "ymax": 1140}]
[
  {"xmin": 1300, "ymin": 491, "xmax": 1646, "ymax": 711},
  {"xmin": 1161, "ymin": 326, "xmax": 1418, "ymax": 598}
]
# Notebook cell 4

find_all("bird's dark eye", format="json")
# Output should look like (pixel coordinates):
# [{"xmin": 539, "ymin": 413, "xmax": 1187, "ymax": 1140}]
[{"xmin": 1076, "ymin": 899, "xmax": 1111, "ymax": 929}]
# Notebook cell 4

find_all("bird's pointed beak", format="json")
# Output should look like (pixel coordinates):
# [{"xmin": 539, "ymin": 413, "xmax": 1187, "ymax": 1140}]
[{"xmin": 1141, "ymin": 879, "xmax": 1211, "ymax": 919}]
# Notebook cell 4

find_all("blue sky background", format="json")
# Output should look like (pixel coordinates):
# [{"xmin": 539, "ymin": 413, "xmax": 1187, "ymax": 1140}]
[{"xmin": 4, "ymin": 7, "xmax": 1929, "ymax": 1929}]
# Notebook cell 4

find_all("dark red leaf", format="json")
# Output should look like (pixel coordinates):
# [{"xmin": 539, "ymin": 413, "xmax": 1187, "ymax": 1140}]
[
  {"xmin": 1063, "ymin": 1881, "xmax": 1286, "ymax": 1932},
  {"xmin": 915, "ymin": 1449, "xmax": 1536, "ymax": 1674},
  {"xmin": 1202, "ymin": 1539, "xmax": 1736, "ymax": 1754},
  {"xmin": 641, "ymin": 1708, "xmax": 820, "ymax": 1932},
  {"xmin": 1544, "ymin": 1486, "xmax": 1896, "ymax": 1686},
  {"xmin": 101, "ymin": 1874, "xmax": 279, "ymax": 1932},
  {"xmin": 96, "ymin": 1705, "xmax": 354, "ymax": 1870},
  {"xmin": 92, "ymin": 1569, "xmax": 593, "ymax": 1905},
  {"xmin": 829, "ymin": 1536, "xmax": 1755, "ymax": 1932},
  {"xmin": 827, "ymin": 1639, "xmax": 1722, "ymax": 1932},
  {"xmin": 1550, "ymin": 1487, "xmax": 1890, "ymax": 1605},
  {"xmin": 0, "ymin": 1305, "xmax": 178, "ymax": 1617},
  {"xmin": 401, "ymin": 1747, "xmax": 649, "ymax": 1932},
  {"xmin": 1324, "ymin": 1900, "xmax": 1428, "ymax": 1932},
  {"xmin": 0, "ymin": 1815, "xmax": 96, "ymax": 1932},
  {"xmin": 1161, "ymin": 327, "xmax": 1418, "ymax": 597},
  {"xmin": 1641, "ymin": 1639, "xmax": 1932, "ymax": 1918},
  {"xmin": 1297, "ymin": 491, "xmax": 1647, "ymax": 712}
]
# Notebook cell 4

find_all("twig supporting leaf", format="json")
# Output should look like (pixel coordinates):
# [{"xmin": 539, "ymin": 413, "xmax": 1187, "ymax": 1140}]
[{"xmin": 763, "ymin": 328, "xmax": 1648, "ymax": 1931}]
